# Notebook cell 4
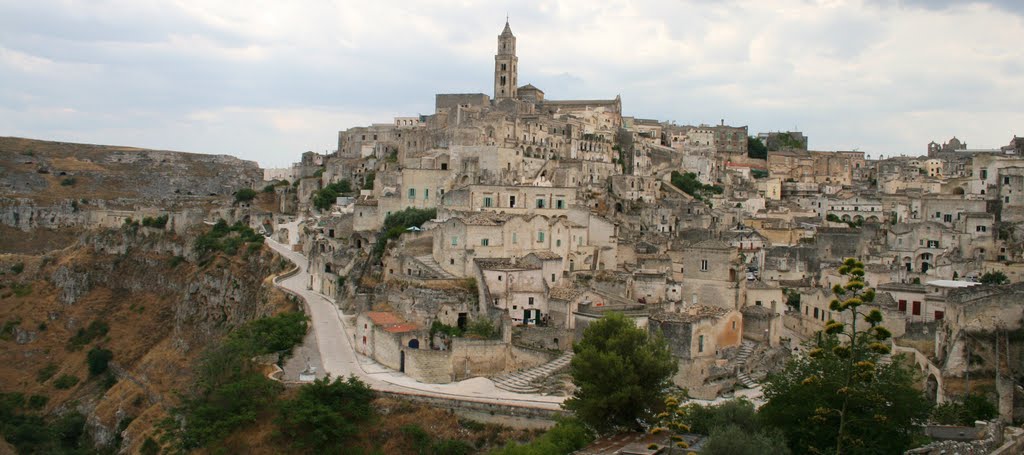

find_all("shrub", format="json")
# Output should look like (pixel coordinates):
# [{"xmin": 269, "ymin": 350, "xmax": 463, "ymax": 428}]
[
  {"xmin": 234, "ymin": 188, "xmax": 258, "ymax": 204},
  {"xmin": 37, "ymin": 363, "xmax": 58, "ymax": 383},
  {"xmin": 194, "ymin": 219, "xmax": 264, "ymax": 256},
  {"xmin": 68, "ymin": 320, "xmax": 109, "ymax": 350},
  {"xmin": 490, "ymin": 417, "xmax": 593, "ymax": 455},
  {"xmin": 311, "ymin": 180, "xmax": 353, "ymax": 211},
  {"xmin": 11, "ymin": 283, "xmax": 32, "ymax": 297},
  {"xmin": 979, "ymin": 271, "xmax": 1009, "ymax": 285},
  {"xmin": 277, "ymin": 376, "xmax": 374, "ymax": 451},
  {"xmin": 465, "ymin": 318, "xmax": 499, "ymax": 339},
  {"xmin": 60, "ymin": 177, "xmax": 76, "ymax": 186},
  {"xmin": 87, "ymin": 347, "xmax": 114, "ymax": 376},
  {"xmin": 10, "ymin": 262, "xmax": 24, "ymax": 274},
  {"xmin": 931, "ymin": 394, "xmax": 998, "ymax": 425},
  {"xmin": 262, "ymin": 184, "xmax": 276, "ymax": 193},
  {"xmin": 53, "ymin": 374, "xmax": 80, "ymax": 389},
  {"xmin": 141, "ymin": 215, "xmax": 169, "ymax": 229},
  {"xmin": 27, "ymin": 394, "xmax": 49, "ymax": 410}
]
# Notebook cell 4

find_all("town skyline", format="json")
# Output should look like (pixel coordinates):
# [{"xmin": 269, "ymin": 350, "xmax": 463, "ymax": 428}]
[{"xmin": 2, "ymin": 0, "xmax": 1023, "ymax": 167}]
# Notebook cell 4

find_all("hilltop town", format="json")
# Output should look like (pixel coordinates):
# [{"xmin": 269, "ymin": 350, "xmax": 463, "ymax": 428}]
[
  {"xmin": 260, "ymin": 20, "xmax": 1024, "ymax": 412},
  {"xmin": 3, "ymin": 19, "xmax": 1024, "ymax": 455}
]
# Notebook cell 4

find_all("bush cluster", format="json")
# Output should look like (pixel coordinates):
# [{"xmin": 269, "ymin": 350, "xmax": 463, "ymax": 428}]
[
  {"xmin": 312, "ymin": 180, "xmax": 353, "ymax": 211},
  {"xmin": 194, "ymin": 219, "xmax": 264, "ymax": 256},
  {"xmin": 670, "ymin": 171, "xmax": 723, "ymax": 202}
]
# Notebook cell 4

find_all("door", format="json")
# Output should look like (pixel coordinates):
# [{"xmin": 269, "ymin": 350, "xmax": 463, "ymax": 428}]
[
  {"xmin": 457, "ymin": 313, "xmax": 468, "ymax": 331},
  {"xmin": 400, "ymin": 351, "xmax": 405, "ymax": 373}
]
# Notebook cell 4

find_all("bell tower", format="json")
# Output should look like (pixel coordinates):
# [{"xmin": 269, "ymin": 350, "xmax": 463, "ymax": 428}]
[{"xmin": 494, "ymin": 21, "xmax": 518, "ymax": 101}]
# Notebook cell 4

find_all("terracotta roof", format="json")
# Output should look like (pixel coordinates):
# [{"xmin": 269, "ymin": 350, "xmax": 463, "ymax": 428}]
[
  {"xmin": 366, "ymin": 311, "xmax": 403, "ymax": 326},
  {"xmin": 366, "ymin": 311, "xmax": 419, "ymax": 333}
]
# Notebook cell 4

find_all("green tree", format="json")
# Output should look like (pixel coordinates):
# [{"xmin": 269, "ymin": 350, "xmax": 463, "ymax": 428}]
[
  {"xmin": 760, "ymin": 258, "xmax": 932, "ymax": 454},
  {"xmin": 979, "ymin": 271, "xmax": 1009, "ymax": 285},
  {"xmin": 565, "ymin": 312, "xmax": 677, "ymax": 432},
  {"xmin": 276, "ymin": 375, "xmax": 374, "ymax": 451},
  {"xmin": 87, "ymin": 347, "xmax": 113, "ymax": 376},
  {"xmin": 748, "ymin": 136, "xmax": 768, "ymax": 159},
  {"xmin": 234, "ymin": 188, "xmax": 257, "ymax": 203},
  {"xmin": 311, "ymin": 179, "xmax": 353, "ymax": 211},
  {"xmin": 703, "ymin": 425, "xmax": 791, "ymax": 455},
  {"xmin": 490, "ymin": 417, "xmax": 593, "ymax": 455},
  {"xmin": 931, "ymin": 393, "xmax": 997, "ymax": 425}
]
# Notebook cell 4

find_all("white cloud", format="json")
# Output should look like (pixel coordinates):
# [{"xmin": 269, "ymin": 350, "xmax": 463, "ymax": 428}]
[{"xmin": 0, "ymin": 0, "xmax": 1022, "ymax": 166}]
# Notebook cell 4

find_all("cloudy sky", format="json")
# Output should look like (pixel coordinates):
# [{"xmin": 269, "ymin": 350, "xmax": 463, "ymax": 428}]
[{"xmin": 1, "ymin": 0, "xmax": 1022, "ymax": 167}]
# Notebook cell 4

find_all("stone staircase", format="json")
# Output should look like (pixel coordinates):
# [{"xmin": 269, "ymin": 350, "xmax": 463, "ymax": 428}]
[
  {"xmin": 735, "ymin": 340, "xmax": 759, "ymax": 389},
  {"xmin": 412, "ymin": 255, "xmax": 456, "ymax": 279},
  {"xmin": 493, "ymin": 351, "xmax": 574, "ymax": 394}
]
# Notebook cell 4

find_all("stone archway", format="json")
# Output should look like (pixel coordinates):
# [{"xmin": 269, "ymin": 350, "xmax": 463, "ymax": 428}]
[{"xmin": 925, "ymin": 374, "xmax": 939, "ymax": 403}]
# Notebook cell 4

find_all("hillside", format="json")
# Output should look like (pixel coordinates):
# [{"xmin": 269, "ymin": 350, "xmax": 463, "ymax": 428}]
[{"xmin": 0, "ymin": 224, "xmax": 293, "ymax": 453}]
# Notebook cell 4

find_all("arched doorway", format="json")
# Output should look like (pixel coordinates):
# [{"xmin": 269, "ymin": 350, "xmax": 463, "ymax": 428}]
[
  {"xmin": 408, "ymin": 339, "xmax": 419, "ymax": 349},
  {"xmin": 925, "ymin": 374, "xmax": 939, "ymax": 403}
]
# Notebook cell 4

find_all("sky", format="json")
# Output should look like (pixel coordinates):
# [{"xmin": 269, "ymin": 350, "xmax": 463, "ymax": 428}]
[{"xmin": 1, "ymin": 0, "xmax": 1022, "ymax": 168}]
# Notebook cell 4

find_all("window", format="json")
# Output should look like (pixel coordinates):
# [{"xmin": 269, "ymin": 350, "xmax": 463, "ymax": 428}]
[
  {"xmin": 451, "ymin": 236, "xmax": 458, "ymax": 246},
  {"xmin": 528, "ymin": 297, "xmax": 535, "ymax": 306},
  {"xmin": 408, "ymin": 188, "xmax": 415, "ymax": 199},
  {"xmin": 943, "ymin": 214, "xmax": 952, "ymax": 223},
  {"xmin": 814, "ymin": 308, "xmax": 819, "ymax": 318},
  {"xmin": 977, "ymin": 226, "xmax": 987, "ymax": 232},
  {"xmin": 556, "ymin": 239, "xmax": 561, "ymax": 247},
  {"xmin": 578, "ymin": 236, "xmax": 583, "ymax": 246},
  {"xmin": 481, "ymin": 238, "xmax": 489, "ymax": 246},
  {"xmin": 935, "ymin": 310, "xmax": 945, "ymax": 320},
  {"xmin": 732, "ymin": 321, "xmax": 736, "ymax": 330},
  {"xmin": 755, "ymin": 300, "xmax": 762, "ymax": 306},
  {"xmin": 536, "ymin": 199, "xmax": 545, "ymax": 208},
  {"xmin": 556, "ymin": 199, "xmax": 565, "ymax": 209},
  {"xmin": 483, "ymin": 197, "xmax": 493, "ymax": 208},
  {"xmin": 424, "ymin": 189, "xmax": 429, "ymax": 200},
  {"xmin": 698, "ymin": 335, "xmax": 704, "ymax": 353},
  {"xmin": 512, "ymin": 233, "xmax": 518, "ymax": 244},
  {"xmin": 509, "ymin": 195, "xmax": 516, "ymax": 207},
  {"xmin": 981, "ymin": 169, "xmax": 988, "ymax": 179},
  {"xmin": 700, "ymin": 259, "xmax": 709, "ymax": 271},
  {"xmin": 912, "ymin": 301, "xmax": 921, "ymax": 316},
  {"xmin": 501, "ymin": 63, "xmax": 506, "ymax": 71},
  {"xmin": 551, "ymin": 274, "xmax": 556, "ymax": 283},
  {"xmin": 1004, "ymin": 176, "xmax": 1011, "ymax": 185},
  {"xmin": 898, "ymin": 300, "xmax": 907, "ymax": 312},
  {"xmin": 927, "ymin": 240, "xmax": 939, "ymax": 248},
  {"xmin": 538, "ymin": 231, "xmax": 545, "ymax": 243}
]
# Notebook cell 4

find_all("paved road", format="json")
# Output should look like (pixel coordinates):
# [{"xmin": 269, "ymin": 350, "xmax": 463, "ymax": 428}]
[{"xmin": 265, "ymin": 236, "xmax": 565, "ymax": 411}]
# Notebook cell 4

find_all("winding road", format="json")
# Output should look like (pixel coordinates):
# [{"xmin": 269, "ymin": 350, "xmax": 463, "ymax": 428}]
[{"xmin": 265, "ymin": 235, "xmax": 565, "ymax": 411}]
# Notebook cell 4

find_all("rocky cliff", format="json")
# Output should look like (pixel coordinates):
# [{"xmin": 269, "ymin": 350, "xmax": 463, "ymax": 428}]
[{"xmin": 0, "ymin": 226, "xmax": 292, "ymax": 453}]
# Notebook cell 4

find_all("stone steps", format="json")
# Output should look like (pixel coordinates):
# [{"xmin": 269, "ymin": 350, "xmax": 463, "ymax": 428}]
[
  {"xmin": 734, "ymin": 340, "xmax": 759, "ymax": 389},
  {"xmin": 493, "ymin": 351, "xmax": 574, "ymax": 394},
  {"xmin": 412, "ymin": 255, "xmax": 456, "ymax": 279}
]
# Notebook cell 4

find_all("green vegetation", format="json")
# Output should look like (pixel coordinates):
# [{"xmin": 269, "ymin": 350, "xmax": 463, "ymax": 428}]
[
  {"xmin": 164, "ymin": 312, "xmax": 307, "ymax": 450},
  {"xmin": 234, "ymin": 188, "xmax": 258, "ymax": 203},
  {"xmin": 751, "ymin": 169, "xmax": 769, "ymax": 179},
  {"xmin": 60, "ymin": 177, "xmax": 76, "ymax": 186},
  {"xmin": 262, "ymin": 184, "xmax": 276, "ymax": 193},
  {"xmin": 277, "ymin": 376, "xmax": 374, "ymax": 451},
  {"xmin": 10, "ymin": 262, "xmax": 24, "ymax": 274},
  {"xmin": 0, "ymin": 317, "xmax": 20, "ymax": 340},
  {"xmin": 931, "ymin": 394, "xmax": 997, "ymax": 425},
  {"xmin": 141, "ymin": 214, "xmax": 168, "ymax": 229},
  {"xmin": 748, "ymin": 136, "xmax": 768, "ymax": 159},
  {"xmin": 760, "ymin": 258, "xmax": 931, "ymax": 454},
  {"xmin": 36, "ymin": 363, "xmax": 58, "ymax": 383},
  {"xmin": 53, "ymin": 375, "xmax": 80, "ymax": 390},
  {"xmin": 669, "ymin": 171, "xmax": 723, "ymax": 202},
  {"xmin": 362, "ymin": 171, "xmax": 376, "ymax": 190},
  {"xmin": 979, "ymin": 270, "xmax": 1009, "ymax": 285},
  {"xmin": 372, "ymin": 207, "xmax": 437, "ymax": 259},
  {"xmin": 67, "ymin": 320, "xmax": 109, "ymax": 351},
  {"xmin": 0, "ymin": 392, "xmax": 89, "ymax": 454},
  {"xmin": 465, "ymin": 318, "xmax": 499, "ymax": 339},
  {"xmin": 767, "ymin": 132, "xmax": 806, "ymax": 151},
  {"xmin": 490, "ymin": 417, "xmax": 593, "ymax": 455},
  {"xmin": 194, "ymin": 219, "xmax": 264, "ymax": 256},
  {"xmin": 655, "ymin": 397, "xmax": 790, "ymax": 455},
  {"xmin": 312, "ymin": 179, "xmax": 353, "ymax": 211},
  {"xmin": 11, "ymin": 283, "xmax": 32, "ymax": 297},
  {"xmin": 566, "ymin": 312, "xmax": 677, "ymax": 432},
  {"xmin": 87, "ymin": 347, "xmax": 113, "ymax": 376},
  {"xmin": 430, "ymin": 320, "xmax": 463, "ymax": 340}
]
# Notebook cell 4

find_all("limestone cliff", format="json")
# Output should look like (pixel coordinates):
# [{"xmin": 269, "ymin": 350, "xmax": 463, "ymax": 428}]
[{"xmin": 0, "ymin": 226, "xmax": 292, "ymax": 453}]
